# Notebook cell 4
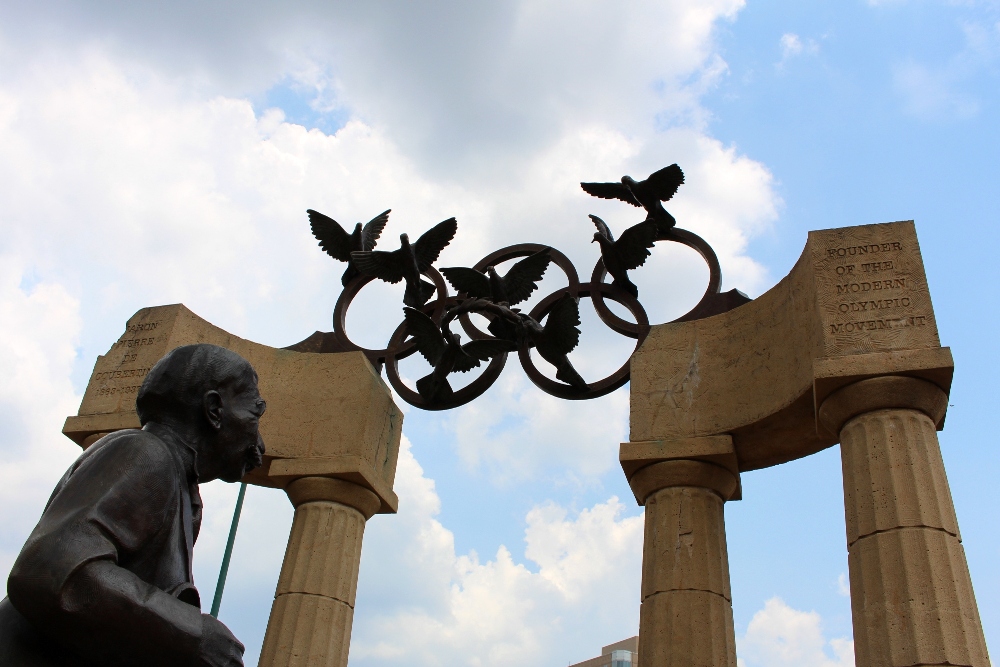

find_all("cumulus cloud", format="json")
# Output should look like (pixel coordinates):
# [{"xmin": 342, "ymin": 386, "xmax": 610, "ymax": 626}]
[
  {"xmin": 738, "ymin": 597, "xmax": 854, "ymax": 667},
  {"xmin": 0, "ymin": 260, "xmax": 83, "ymax": 579},
  {"xmin": 352, "ymin": 437, "xmax": 645, "ymax": 667}
]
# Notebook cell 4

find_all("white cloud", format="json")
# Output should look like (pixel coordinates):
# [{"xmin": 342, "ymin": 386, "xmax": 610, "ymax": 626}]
[
  {"xmin": 738, "ymin": 598, "xmax": 854, "ymax": 667},
  {"xmin": 780, "ymin": 33, "xmax": 804, "ymax": 59},
  {"xmin": 778, "ymin": 32, "xmax": 819, "ymax": 66},
  {"xmin": 352, "ymin": 437, "xmax": 645, "ymax": 667},
  {"xmin": 836, "ymin": 573, "xmax": 850, "ymax": 597},
  {"xmin": 0, "ymin": 260, "xmax": 83, "ymax": 582}
]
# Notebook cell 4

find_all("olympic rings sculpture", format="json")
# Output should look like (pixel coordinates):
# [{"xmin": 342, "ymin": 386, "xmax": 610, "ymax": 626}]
[{"xmin": 289, "ymin": 227, "xmax": 750, "ymax": 411}]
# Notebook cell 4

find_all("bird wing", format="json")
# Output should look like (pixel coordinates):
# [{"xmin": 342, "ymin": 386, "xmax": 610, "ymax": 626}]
[
  {"xmin": 454, "ymin": 339, "xmax": 517, "ymax": 373},
  {"xmin": 403, "ymin": 307, "xmax": 446, "ymax": 366},
  {"xmin": 580, "ymin": 182, "xmax": 641, "ymax": 207},
  {"xmin": 351, "ymin": 249, "xmax": 406, "ymax": 283},
  {"xmin": 308, "ymin": 209, "xmax": 353, "ymax": 262},
  {"xmin": 361, "ymin": 209, "xmax": 390, "ymax": 251},
  {"xmin": 613, "ymin": 219, "xmax": 658, "ymax": 271},
  {"xmin": 413, "ymin": 217, "xmax": 458, "ymax": 271},
  {"xmin": 501, "ymin": 249, "xmax": 552, "ymax": 306},
  {"xmin": 539, "ymin": 295, "xmax": 582, "ymax": 356},
  {"xmin": 440, "ymin": 267, "xmax": 491, "ymax": 298},
  {"xmin": 640, "ymin": 164, "xmax": 685, "ymax": 202},
  {"xmin": 589, "ymin": 214, "xmax": 615, "ymax": 242}
]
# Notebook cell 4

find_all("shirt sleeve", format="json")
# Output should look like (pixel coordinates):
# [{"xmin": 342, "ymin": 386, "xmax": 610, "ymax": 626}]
[{"xmin": 7, "ymin": 432, "xmax": 204, "ymax": 667}]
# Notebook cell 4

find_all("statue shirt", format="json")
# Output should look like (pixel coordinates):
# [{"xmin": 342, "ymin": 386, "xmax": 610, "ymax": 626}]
[{"xmin": 0, "ymin": 425, "xmax": 207, "ymax": 666}]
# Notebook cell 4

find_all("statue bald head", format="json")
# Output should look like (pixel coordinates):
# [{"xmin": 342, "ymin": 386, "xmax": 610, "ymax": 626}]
[{"xmin": 136, "ymin": 344, "xmax": 256, "ymax": 425}]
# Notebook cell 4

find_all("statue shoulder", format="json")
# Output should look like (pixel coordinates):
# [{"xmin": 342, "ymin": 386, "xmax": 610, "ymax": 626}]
[{"xmin": 79, "ymin": 429, "xmax": 184, "ymax": 480}]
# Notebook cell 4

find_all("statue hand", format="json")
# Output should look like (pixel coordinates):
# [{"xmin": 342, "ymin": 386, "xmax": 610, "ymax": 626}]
[{"xmin": 198, "ymin": 614, "xmax": 246, "ymax": 667}]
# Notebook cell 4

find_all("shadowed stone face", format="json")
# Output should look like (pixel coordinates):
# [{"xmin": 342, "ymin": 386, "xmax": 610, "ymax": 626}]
[{"xmin": 0, "ymin": 343, "xmax": 264, "ymax": 667}]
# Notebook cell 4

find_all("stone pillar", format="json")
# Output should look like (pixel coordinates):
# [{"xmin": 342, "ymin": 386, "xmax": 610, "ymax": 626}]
[
  {"xmin": 819, "ymin": 376, "xmax": 990, "ymax": 667},
  {"xmin": 258, "ymin": 477, "xmax": 382, "ymax": 667},
  {"xmin": 622, "ymin": 438, "xmax": 741, "ymax": 667}
]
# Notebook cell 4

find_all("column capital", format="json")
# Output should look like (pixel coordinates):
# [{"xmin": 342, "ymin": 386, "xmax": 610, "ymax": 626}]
[
  {"xmin": 621, "ymin": 436, "xmax": 740, "ymax": 504},
  {"xmin": 817, "ymin": 375, "xmax": 948, "ymax": 436},
  {"xmin": 285, "ymin": 477, "xmax": 381, "ymax": 520}
]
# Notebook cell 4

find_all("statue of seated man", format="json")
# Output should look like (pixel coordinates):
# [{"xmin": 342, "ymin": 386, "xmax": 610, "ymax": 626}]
[{"xmin": 0, "ymin": 343, "xmax": 266, "ymax": 667}]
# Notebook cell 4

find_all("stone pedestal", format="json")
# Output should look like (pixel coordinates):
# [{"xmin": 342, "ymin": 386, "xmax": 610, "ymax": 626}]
[
  {"xmin": 622, "ymin": 438, "xmax": 740, "ymax": 667},
  {"xmin": 259, "ymin": 477, "xmax": 382, "ymax": 667},
  {"xmin": 820, "ymin": 376, "xmax": 991, "ymax": 667}
]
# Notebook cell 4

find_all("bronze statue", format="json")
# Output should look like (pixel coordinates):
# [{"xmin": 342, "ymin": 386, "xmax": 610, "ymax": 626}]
[
  {"xmin": 308, "ymin": 208, "xmax": 390, "ymax": 286},
  {"xmin": 351, "ymin": 217, "xmax": 458, "ymax": 307},
  {"xmin": 0, "ymin": 343, "xmax": 266, "ymax": 667},
  {"xmin": 589, "ymin": 214, "xmax": 658, "ymax": 298},
  {"xmin": 581, "ymin": 163, "xmax": 685, "ymax": 232},
  {"xmin": 440, "ymin": 249, "xmax": 552, "ymax": 307}
]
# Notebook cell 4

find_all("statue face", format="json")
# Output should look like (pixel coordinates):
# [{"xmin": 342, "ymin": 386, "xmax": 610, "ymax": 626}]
[{"xmin": 215, "ymin": 378, "xmax": 267, "ymax": 483}]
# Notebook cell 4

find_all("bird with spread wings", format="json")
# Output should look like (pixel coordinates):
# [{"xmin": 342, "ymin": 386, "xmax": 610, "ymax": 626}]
[
  {"xmin": 403, "ymin": 307, "xmax": 516, "ymax": 403},
  {"xmin": 589, "ymin": 214, "xmax": 658, "ymax": 298},
  {"xmin": 308, "ymin": 209, "xmax": 390, "ymax": 286},
  {"xmin": 351, "ymin": 218, "xmax": 458, "ymax": 308},
  {"xmin": 581, "ymin": 164, "xmax": 684, "ymax": 233}
]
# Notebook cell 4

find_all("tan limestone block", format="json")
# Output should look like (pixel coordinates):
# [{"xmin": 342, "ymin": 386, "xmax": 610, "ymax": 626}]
[
  {"xmin": 637, "ymin": 590, "xmax": 736, "ymax": 667},
  {"xmin": 840, "ymin": 408, "xmax": 959, "ymax": 546},
  {"xmin": 849, "ymin": 527, "xmax": 990, "ymax": 667},
  {"xmin": 620, "ymin": 436, "xmax": 737, "ymax": 478},
  {"xmin": 641, "ymin": 486, "xmax": 732, "ymax": 601},
  {"xmin": 258, "ymin": 592, "xmax": 354, "ymax": 667},
  {"xmin": 275, "ymin": 494, "xmax": 368, "ymax": 603},
  {"xmin": 62, "ymin": 304, "xmax": 403, "ymax": 510},
  {"xmin": 630, "ymin": 220, "xmax": 948, "ymax": 472}
]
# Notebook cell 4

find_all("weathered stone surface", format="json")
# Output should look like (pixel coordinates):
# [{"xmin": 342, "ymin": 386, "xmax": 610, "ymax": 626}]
[
  {"xmin": 62, "ymin": 304, "xmax": 402, "ymax": 511},
  {"xmin": 629, "ymin": 220, "xmax": 951, "ymax": 472},
  {"xmin": 638, "ymin": 590, "xmax": 736, "ymax": 667},
  {"xmin": 641, "ymin": 486, "xmax": 732, "ymax": 601},
  {"xmin": 840, "ymin": 408, "xmax": 959, "ymax": 545},
  {"xmin": 258, "ymin": 592, "xmax": 354, "ymax": 667},
  {"xmin": 260, "ymin": 478, "xmax": 375, "ymax": 667},
  {"xmin": 836, "ymin": 405, "xmax": 990, "ymax": 666}
]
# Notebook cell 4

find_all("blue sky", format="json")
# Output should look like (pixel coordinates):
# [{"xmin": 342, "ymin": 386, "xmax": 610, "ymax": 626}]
[{"xmin": 0, "ymin": 2, "xmax": 997, "ymax": 666}]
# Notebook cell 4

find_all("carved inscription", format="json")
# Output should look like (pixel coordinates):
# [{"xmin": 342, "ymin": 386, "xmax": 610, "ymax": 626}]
[
  {"xmin": 811, "ymin": 221, "xmax": 940, "ymax": 355},
  {"xmin": 93, "ymin": 368, "xmax": 151, "ymax": 382}
]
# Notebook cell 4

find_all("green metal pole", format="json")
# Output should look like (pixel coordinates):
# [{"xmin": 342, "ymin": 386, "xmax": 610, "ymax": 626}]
[{"xmin": 210, "ymin": 482, "xmax": 247, "ymax": 618}]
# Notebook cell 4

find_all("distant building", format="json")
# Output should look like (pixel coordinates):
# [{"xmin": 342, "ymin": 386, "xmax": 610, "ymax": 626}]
[{"xmin": 568, "ymin": 636, "xmax": 638, "ymax": 667}]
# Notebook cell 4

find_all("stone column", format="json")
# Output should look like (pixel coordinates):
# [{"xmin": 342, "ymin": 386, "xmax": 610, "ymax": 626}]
[
  {"xmin": 819, "ymin": 376, "xmax": 990, "ymax": 667},
  {"xmin": 623, "ymin": 439, "xmax": 741, "ymax": 667},
  {"xmin": 258, "ymin": 477, "xmax": 382, "ymax": 667}
]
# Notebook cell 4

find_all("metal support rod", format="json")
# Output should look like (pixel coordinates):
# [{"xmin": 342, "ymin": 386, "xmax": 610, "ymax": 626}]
[{"xmin": 210, "ymin": 482, "xmax": 247, "ymax": 618}]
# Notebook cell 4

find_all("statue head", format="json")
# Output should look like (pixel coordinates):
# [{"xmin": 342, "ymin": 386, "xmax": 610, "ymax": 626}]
[{"xmin": 136, "ymin": 344, "xmax": 266, "ymax": 483}]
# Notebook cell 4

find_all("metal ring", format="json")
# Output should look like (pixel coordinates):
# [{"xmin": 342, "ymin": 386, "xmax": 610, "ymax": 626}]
[
  {"xmin": 456, "ymin": 244, "xmax": 581, "ymax": 341},
  {"xmin": 383, "ymin": 296, "xmax": 508, "ymax": 411},
  {"xmin": 590, "ymin": 227, "xmax": 722, "ymax": 334},
  {"xmin": 518, "ymin": 281, "xmax": 650, "ymax": 400},
  {"xmin": 333, "ymin": 267, "xmax": 450, "ymax": 364}
]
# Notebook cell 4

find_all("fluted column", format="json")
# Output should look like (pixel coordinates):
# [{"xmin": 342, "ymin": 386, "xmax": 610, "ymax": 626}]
[
  {"xmin": 819, "ymin": 376, "xmax": 990, "ymax": 667},
  {"xmin": 259, "ymin": 477, "xmax": 382, "ymax": 667},
  {"xmin": 625, "ymin": 447, "xmax": 740, "ymax": 667}
]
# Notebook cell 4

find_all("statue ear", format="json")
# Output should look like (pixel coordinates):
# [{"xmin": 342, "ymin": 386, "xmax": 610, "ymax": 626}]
[{"xmin": 203, "ymin": 390, "xmax": 224, "ymax": 430}]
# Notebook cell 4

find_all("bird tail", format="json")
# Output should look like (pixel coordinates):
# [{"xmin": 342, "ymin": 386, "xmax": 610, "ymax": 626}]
[
  {"xmin": 341, "ymin": 264, "xmax": 360, "ymax": 287},
  {"xmin": 404, "ymin": 279, "xmax": 439, "ymax": 308},
  {"xmin": 556, "ymin": 361, "xmax": 588, "ymax": 391},
  {"xmin": 612, "ymin": 276, "xmax": 639, "ymax": 298},
  {"xmin": 416, "ymin": 374, "xmax": 454, "ymax": 403}
]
